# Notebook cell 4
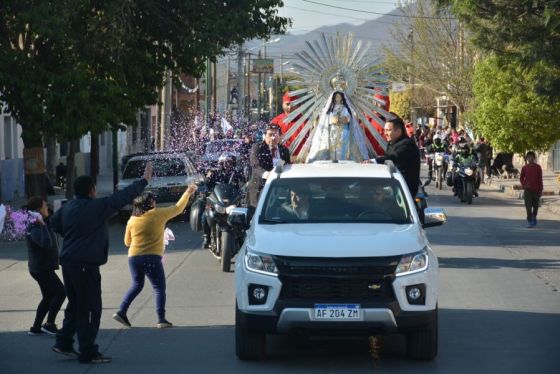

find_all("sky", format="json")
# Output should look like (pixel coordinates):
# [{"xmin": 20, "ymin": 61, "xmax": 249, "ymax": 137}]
[{"xmin": 278, "ymin": 0, "xmax": 399, "ymax": 34}]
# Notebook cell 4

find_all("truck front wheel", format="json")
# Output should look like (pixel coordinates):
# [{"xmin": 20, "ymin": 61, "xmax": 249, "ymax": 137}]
[{"xmin": 235, "ymin": 305, "xmax": 266, "ymax": 360}]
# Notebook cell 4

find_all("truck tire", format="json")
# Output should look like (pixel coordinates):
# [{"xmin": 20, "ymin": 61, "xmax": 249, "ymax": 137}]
[
  {"xmin": 235, "ymin": 305, "xmax": 266, "ymax": 360},
  {"xmin": 406, "ymin": 307, "xmax": 438, "ymax": 360}
]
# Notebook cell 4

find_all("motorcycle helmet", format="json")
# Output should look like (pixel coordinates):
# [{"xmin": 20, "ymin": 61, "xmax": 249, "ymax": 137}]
[
  {"xmin": 433, "ymin": 135, "xmax": 442, "ymax": 145},
  {"xmin": 460, "ymin": 143, "xmax": 470, "ymax": 157},
  {"xmin": 218, "ymin": 152, "xmax": 237, "ymax": 170}
]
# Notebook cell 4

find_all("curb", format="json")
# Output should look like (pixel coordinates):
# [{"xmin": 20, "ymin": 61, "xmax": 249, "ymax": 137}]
[{"xmin": 486, "ymin": 179, "xmax": 560, "ymax": 217}]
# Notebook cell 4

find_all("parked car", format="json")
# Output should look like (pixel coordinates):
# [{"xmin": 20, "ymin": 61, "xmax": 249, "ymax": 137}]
[
  {"xmin": 116, "ymin": 152, "xmax": 203, "ymax": 223},
  {"xmin": 231, "ymin": 160, "xmax": 447, "ymax": 361}
]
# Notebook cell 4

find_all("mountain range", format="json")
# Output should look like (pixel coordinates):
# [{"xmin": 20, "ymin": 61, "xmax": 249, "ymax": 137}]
[{"xmin": 244, "ymin": 6, "xmax": 405, "ymax": 71}]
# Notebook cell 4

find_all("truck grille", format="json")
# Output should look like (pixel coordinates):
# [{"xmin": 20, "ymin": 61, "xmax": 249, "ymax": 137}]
[{"xmin": 274, "ymin": 256, "xmax": 399, "ymax": 301}]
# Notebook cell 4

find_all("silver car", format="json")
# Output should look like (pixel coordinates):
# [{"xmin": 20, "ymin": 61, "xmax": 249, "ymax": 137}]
[{"xmin": 116, "ymin": 152, "xmax": 203, "ymax": 223}]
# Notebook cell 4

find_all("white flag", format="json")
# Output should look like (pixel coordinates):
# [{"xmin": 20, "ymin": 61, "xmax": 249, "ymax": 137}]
[{"xmin": 221, "ymin": 117, "xmax": 233, "ymax": 134}]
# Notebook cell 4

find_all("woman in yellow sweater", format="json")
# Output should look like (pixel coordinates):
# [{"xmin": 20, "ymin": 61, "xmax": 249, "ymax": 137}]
[{"xmin": 113, "ymin": 184, "xmax": 197, "ymax": 329}]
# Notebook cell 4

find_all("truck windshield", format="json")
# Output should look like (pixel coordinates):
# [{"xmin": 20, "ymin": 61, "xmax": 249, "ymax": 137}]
[{"xmin": 260, "ymin": 177, "xmax": 412, "ymax": 224}]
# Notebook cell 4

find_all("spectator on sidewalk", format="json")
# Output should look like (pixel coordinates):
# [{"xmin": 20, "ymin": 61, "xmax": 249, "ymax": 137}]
[
  {"xmin": 112, "ymin": 183, "xmax": 197, "ymax": 329},
  {"xmin": 520, "ymin": 152, "xmax": 543, "ymax": 227},
  {"xmin": 25, "ymin": 196, "xmax": 66, "ymax": 336},
  {"xmin": 50, "ymin": 162, "xmax": 153, "ymax": 364}
]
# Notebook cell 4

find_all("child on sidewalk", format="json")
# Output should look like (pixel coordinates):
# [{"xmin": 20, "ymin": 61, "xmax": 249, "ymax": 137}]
[{"xmin": 520, "ymin": 151, "xmax": 543, "ymax": 227}]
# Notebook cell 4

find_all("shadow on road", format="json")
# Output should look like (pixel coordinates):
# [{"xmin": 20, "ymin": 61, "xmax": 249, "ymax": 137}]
[
  {"xmin": 1, "ymin": 309, "xmax": 559, "ymax": 373},
  {"xmin": 438, "ymin": 256, "xmax": 560, "ymax": 270}
]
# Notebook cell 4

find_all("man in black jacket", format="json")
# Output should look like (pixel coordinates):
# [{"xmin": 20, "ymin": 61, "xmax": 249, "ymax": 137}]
[
  {"xmin": 50, "ymin": 162, "xmax": 152, "ymax": 364},
  {"xmin": 376, "ymin": 116, "xmax": 421, "ymax": 197},
  {"xmin": 247, "ymin": 123, "xmax": 291, "ymax": 210}
]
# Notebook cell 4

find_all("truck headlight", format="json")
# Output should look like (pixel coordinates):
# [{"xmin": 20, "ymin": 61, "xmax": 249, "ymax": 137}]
[
  {"xmin": 396, "ymin": 249, "xmax": 429, "ymax": 276},
  {"xmin": 245, "ymin": 251, "xmax": 278, "ymax": 276}
]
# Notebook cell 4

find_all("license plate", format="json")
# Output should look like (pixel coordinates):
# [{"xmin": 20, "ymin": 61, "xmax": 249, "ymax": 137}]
[{"xmin": 314, "ymin": 304, "xmax": 361, "ymax": 320}]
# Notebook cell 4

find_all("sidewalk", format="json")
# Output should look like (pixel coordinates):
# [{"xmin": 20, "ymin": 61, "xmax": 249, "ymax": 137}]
[
  {"xmin": 5, "ymin": 172, "xmax": 116, "ymax": 210},
  {"xmin": 483, "ymin": 169, "xmax": 560, "ymax": 217}
]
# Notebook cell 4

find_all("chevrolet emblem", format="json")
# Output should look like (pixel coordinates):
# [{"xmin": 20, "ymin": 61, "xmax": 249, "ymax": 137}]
[{"xmin": 368, "ymin": 284, "xmax": 381, "ymax": 290}]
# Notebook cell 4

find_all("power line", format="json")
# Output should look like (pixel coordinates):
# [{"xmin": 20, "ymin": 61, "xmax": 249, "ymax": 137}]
[
  {"xmin": 284, "ymin": 5, "xmax": 372, "ymax": 22},
  {"xmin": 301, "ymin": 0, "xmax": 456, "ymax": 20},
  {"xmin": 329, "ymin": 0, "xmax": 397, "ymax": 3}
]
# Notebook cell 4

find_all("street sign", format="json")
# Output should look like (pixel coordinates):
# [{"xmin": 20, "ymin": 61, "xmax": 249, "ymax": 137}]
[{"xmin": 252, "ymin": 59, "xmax": 274, "ymax": 74}]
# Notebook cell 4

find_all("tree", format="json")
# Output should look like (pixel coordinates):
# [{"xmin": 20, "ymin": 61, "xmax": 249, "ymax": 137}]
[
  {"xmin": 436, "ymin": 0, "xmax": 560, "ymax": 100},
  {"xmin": 383, "ymin": 0, "xmax": 476, "ymax": 126},
  {"xmin": 471, "ymin": 56, "xmax": 560, "ymax": 153},
  {"xmin": 0, "ymin": 0, "xmax": 289, "ymax": 197},
  {"xmin": 390, "ymin": 90, "xmax": 411, "ymax": 121},
  {"xmin": 390, "ymin": 87, "xmax": 436, "ymax": 121}
]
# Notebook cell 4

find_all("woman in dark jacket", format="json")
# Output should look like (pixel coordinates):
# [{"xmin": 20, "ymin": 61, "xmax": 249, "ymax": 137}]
[{"xmin": 26, "ymin": 196, "xmax": 66, "ymax": 335}]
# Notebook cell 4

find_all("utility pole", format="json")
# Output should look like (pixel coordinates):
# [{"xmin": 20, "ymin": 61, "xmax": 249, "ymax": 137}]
[
  {"xmin": 280, "ymin": 54, "xmax": 284, "ymax": 83},
  {"xmin": 225, "ymin": 55, "xmax": 230, "ymax": 111},
  {"xmin": 236, "ymin": 44, "xmax": 244, "ymax": 120},
  {"xmin": 247, "ymin": 53, "xmax": 251, "ymax": 118},
  {"xmin": 205, "ymin": 58, "xmax": 211, "ymax": 131},
  {"xmin": 212, "ymin": 61, "xmax": 217, "ymax": 113},
  {"xmin": 257, "ymin": 50, "xmax": 262, "ymax": 120},
  {"xmin": 409, "ymin": 29, "xmax": 415, "ymax": 126}
]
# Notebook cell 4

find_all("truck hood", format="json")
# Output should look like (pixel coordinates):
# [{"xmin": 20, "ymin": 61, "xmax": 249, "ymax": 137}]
[{"xmin": 246, "ymin": 223, "xmax": 427, "ymax": 257}]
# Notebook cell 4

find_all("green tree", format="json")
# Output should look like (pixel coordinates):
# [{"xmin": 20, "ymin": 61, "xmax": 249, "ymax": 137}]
[
  {"xmin": 0, "ymin": 0, "xmax": 289, "ymax": 197},
  {"xmin": 390, "ymin": 90, "xmax": 411, "ymax": 121},
  {"xmin": 390, "ymin": 87, "xmax": 436, "ymax": 121},
  {"xmin": 471, "ymin": 56, "xmax": 560, "ymax": 152},
  {"xmin": 437, "ymin": 0, "xmax": 560, "ymax": 99}
]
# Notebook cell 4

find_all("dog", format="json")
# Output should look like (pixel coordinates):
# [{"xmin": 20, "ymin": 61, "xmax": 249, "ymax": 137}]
[{"xmin": 500, "ymin": 164, "xmax": 520, "ymax": 179}]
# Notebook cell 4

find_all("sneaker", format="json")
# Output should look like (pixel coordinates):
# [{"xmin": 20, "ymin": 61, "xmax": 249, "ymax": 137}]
[
  {"xmin": 52, "ymin": 345, "xmax": 79, "ymax": 358},
  {"xmin": 28, "ymin": 326, "xmax": 46, "ymax": 336},
  {"xmin": 79, "ymin": 352, "xmax": 112, "ymax": 364},
  {"xmin": 112, "ymin": 311, "xmax": 131, "ymax": 328},
  {"xmin": 41, "ymin": 323, "xmax": 58, "ymax": 335},
  {"xmin": 156, "ymin": 320, "xmax": 173, "ymax": 329}
]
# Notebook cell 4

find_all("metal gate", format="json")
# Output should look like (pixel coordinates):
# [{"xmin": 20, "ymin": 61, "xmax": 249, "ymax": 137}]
[{"xmin": 554, "ymin": 140, "xmax": 560, "ymax": 172}]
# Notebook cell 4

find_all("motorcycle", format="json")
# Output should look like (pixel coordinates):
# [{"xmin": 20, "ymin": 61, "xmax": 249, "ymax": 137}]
[
  {"xmin": 454, "ymin": 161, "xmax": 478, "ymax": 205},
  {"xmin": 415, "ymin": 179, "xmax": 430, "ymax": 224},
  {"xmin": 433, "ymin": 152, "xmax": 449, "ymax": 190},
  {"xmin": 205, "ymin": 182, "xmax": 245, "ymax": 272}
]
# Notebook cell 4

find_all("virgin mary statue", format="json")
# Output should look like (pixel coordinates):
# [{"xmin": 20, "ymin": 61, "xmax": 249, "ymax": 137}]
[
  {"xmin": 305, "ymin": 90, "xmax": 370, "ymax": 162},
  {"xmin": 278, "ymin": 33, "xmax": 391, "ymax": 162}
]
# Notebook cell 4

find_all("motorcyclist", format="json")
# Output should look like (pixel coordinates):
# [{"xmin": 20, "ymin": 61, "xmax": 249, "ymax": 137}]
[
  {"xmin": 452, "ymin": 143, "xmax": 479, "ymax": 197},
  {"xmin": 426, "ymin": 135, "xmax": 449, "ymax": 180},
  {"xmin": 202, "ymin": 152, "xmax": 243, "ymax": 248}
]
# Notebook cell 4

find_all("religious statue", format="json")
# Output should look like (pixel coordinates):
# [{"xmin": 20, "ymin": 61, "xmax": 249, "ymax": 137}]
[{"xmin": 278, "ymin": 33, "xmax": 393, "ymax": 163}]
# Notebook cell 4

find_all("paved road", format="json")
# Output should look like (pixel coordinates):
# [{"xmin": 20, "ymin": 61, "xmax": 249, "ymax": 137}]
[{"xmin": 1, "ymin": 183, "xmax": 559, "ymax": 373}]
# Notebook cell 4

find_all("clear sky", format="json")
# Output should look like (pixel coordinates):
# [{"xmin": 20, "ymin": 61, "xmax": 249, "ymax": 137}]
[{"xmin": 278, "ymin": 0, "xmax": 399, "ymax": 34}]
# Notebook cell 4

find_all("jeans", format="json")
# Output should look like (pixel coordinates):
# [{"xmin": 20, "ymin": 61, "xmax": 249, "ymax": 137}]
[
  {"xmin": 524, "ymin": 189, "xmax": 541, "ymax": 222},
  {"xmin": 119, "ymin": 255, "xmax": 166, "ymax": 322},
  {"xmin": 56, "ymin": 266, "xmax": 102, "ymax": 360},
  {"xmin": 30, "ymin": 270, "xmax": 66, "ymax": 327}
]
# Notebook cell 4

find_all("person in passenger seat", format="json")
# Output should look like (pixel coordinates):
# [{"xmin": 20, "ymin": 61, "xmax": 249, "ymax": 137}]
[{"xmin": 277, "ymin": 186, "xmax": 311, "ymax": 220}]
